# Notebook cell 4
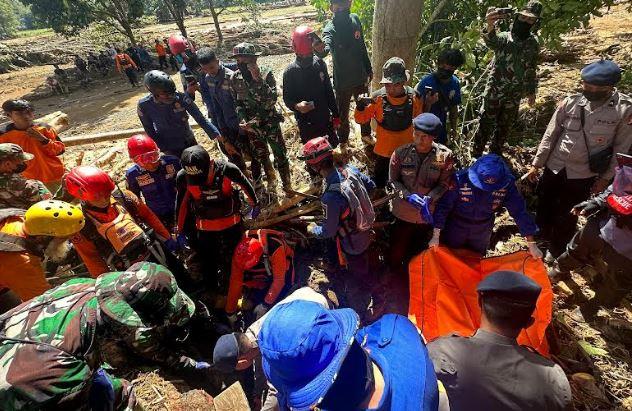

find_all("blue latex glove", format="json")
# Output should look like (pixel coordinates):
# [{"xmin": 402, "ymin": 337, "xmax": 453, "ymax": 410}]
[
  {"xmin": 195, "ymin": 361, "xmax": 211, "ymax": 370},
  {"xmin": 250, "ymin": 204, "xmax": 261, "ymax": 219},
  {"xmin": 164, "ymin": 238, "xmax": 178, "ymax": 253},
  {"xmin": 89, "ymin": 368, "xmax": 115, "ymax": 411},
  {"xmin": 176, "ymin": 234, "xmax": 188, "ymax": 249},
  {"xmin": 406, "ymin": 194, "xmax": 433, "ymax": 225}
]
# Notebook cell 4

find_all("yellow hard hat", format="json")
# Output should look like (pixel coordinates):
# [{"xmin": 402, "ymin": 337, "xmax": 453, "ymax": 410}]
[{"xmin": 24, "ymin": 200, "xmax": 85, "ymax": 237}]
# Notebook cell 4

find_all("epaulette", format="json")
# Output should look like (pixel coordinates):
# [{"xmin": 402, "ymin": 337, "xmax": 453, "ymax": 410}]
[{"xmin": 0, "ymin": 122, "xmax": 14, "ymax": 134}]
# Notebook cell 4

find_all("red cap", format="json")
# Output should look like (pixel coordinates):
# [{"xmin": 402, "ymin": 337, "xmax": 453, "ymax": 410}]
[
  {"xmin": 65, "ymin": 166, "xmax": 115, "ymax": 202},
  {"xmin": 234, "ymin": 237, "xmax": 264, "ymax": 270},
  {"xmin": 292, "ymin": 25, "xmax": 315, "ymax": 57},
  {"xmin": 298, "ymin": 136, "xmax": 333, "ymax": 165},
  {"xmin": 607, "ymin": 194, "xmax": 632, "ymax": 216}
]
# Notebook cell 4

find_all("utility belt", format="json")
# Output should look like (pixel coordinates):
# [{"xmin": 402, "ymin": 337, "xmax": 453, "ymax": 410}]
[
  {"xmin": 104, "ymin": 230, "xmax": 167, "ymax": 272},
  {"xmin": 196, "ymin": 214, "xmax": 241, "ymax": 231}
]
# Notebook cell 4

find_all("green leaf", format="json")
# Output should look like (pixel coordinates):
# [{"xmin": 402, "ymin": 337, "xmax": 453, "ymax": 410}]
[{"xmin": 578, "ymin": 340, "xmax": 609, "ymax": 357}]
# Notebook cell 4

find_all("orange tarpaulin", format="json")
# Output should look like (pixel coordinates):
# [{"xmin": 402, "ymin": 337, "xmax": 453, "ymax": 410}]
[{"xmin": 408, "ymin": 247, "xmax": 553, "ymax": 356}]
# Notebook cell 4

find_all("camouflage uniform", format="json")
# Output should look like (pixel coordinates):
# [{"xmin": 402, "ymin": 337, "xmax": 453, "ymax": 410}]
[
  {"xmin": 0, "ymin": 143, "xmax": 52, "ymax": 209},
  {"xmin": 474, "ymin": 1, "xmax": 541, "ymax": 156},
  {"xmin": 230, "ymin": 62, "xmax": 292, "ymax": 189}
]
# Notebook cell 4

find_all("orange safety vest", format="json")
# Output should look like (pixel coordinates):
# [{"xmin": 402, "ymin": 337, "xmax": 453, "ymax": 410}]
[{"xmin": 86, "ymin": 202, "xmax": 145, "ymax": 255}]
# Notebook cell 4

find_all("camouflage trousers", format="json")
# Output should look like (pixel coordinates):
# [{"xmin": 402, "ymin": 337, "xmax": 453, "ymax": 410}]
[
  {"xmin": 248, "ymin": 122, "xmax": 291, "ymax": 187},
  {"xmin": 473, "ymin": 97, "xmax": 520, "ymax": 157}
]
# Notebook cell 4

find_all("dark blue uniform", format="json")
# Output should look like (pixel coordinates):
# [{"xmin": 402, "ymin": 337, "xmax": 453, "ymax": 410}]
[
  {"xmin": 125, "ymin": 155, "xmax": 181, "ymax": 227},
  {"xmin": 434, "ymin": 169, "xmax": 538, "ymax": 254},
  {"xmin": 137, "ymin": 92, "xmax": 220, "ymax": 157},
  {"xmin": 416, "ymin": 73, "xmax": 462, "ymax": 145}
]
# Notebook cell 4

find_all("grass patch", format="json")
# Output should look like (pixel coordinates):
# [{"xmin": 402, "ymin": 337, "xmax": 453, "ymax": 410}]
[{"xmin": 13, "ymin": 28, "xmax": 54, "ymax": 39}]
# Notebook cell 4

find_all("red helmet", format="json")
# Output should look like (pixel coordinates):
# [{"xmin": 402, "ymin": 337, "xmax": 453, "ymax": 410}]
[
  {"xmin": 168, "ymin": 34, "xmax": 188, "ymax": 55},
  {"xmin": 298, "ymin": 136, "xmax": 333, "ymax": 165},
  {"xmin": 127, "ymin": 134, "xmax": 160, "ymax": 167},
  {"xmin": 233, "ymin": 237, "xmax": 264, "ymax": 270},
  {"xmin": 292, "ymin": 25, "xmax": 314, "ymax": 57},
  {"xmin": 65, "ymin": 166, "xmax": 115, "ymax": 202},
  {"xmin": 607, "ymin": 194, "xmax": 632, "ymax": 216}
]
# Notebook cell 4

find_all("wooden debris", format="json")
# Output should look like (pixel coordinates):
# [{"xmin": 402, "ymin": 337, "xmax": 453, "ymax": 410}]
[{"xmin": 36, "ymin": 111, "xmax": 69, "ymax": 133}]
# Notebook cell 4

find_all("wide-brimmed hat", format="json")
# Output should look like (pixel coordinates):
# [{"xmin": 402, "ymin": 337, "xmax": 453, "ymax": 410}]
[
  {"xmin": 231, "ymin": 42, "xmax": 262, "ymax": 58},
  {"xmin": 96, "ymin": 261, "xmax": 195, "ymax": 328},
  {"xmin": 380, "ymin": 57, "xmax": 410, "ymax": 84},
  {"xmin": 517, "ymin": 0, "xmax": 542, "ymax": 19},
  {"xmin": 468, "ymin": 154, "xmax": 513, "ymax": 192},
  {"xmin": 258, "ymin": 300, "xmax": 360, "ymax": 410},
  {"xmin": 0, "ymin": 143, "xmax": 34, "ymax": 162}
]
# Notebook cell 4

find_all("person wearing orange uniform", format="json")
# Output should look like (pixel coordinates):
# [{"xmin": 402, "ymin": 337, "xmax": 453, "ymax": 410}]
[
  {"xmin": 115, "ymin": 48, "xmax": 140, "ymax": 87},
  {"xmin": 0, "ymin": 200, "xmax": 85, "ymax": 312},
  {"xmin": 225, "ymin": 229, "xmax": 295, "ymax": 323},
  {"xmin": 354, "ymin": 57, "xmax": 427, "ymax": 189},
  {"xmin": 0, "ymin": 99, "xmax": 66, "ymax": 194},
  {"xmin": 155, "ymin": 39, "xmax": 168, "ymax": 70}
]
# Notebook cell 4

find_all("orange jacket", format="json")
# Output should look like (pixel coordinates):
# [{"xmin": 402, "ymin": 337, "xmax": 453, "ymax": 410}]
[
  {"xmin": 0, "ymin": 123, "xmax": 65, "ymax": 183},
  {"xmin": 115, "ymin": 53, "xmax": 138, "ymax": 72},
  {"xmin": 155, "ymin": 43, "xmax": 167, "ymax": 57},
  {"xmin": 225, "ymin": 230, "xmax": 294, "ymax": 314},
  {"xmin": 0, "ymin": 217, "xmax": 50, "ymax": 301},
  {"xmin": 72, "ymin": 190, "xmax": 171, "ymax": 277},
  {"xmin": 354, "ymin": 91, "xmax": 424, "ymax": 158}
]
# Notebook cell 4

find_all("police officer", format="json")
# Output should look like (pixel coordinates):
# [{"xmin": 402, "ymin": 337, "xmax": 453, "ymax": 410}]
[
  {"xmin": 473, "ymin": 1, "xmax": 542, "ymax": 157},
  {"xmin": 526, "ymin": 59, "xmax": 632, "ymax": 258},
  {"xmin": 137, "ymin": 70, "xmax": 223, "ymax": 158},
  {"xmin": 0, "ymin": 143, "xmax": 52, "ymax": 209},
  {"xmin": 427, "ymin": 270, "xmax": 572, "ymax": 411},
  {"xmin": 432, "ymin": 154, "xmax": 542, "ymax": 258}
]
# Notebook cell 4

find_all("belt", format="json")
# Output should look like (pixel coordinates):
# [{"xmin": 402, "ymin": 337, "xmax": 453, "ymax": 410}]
[{"xmin": 196, "ymin": 214, "xmax": 241, "ymax": 231}]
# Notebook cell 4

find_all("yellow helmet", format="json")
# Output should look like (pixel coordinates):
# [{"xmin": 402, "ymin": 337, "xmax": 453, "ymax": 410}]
[{"xmin": 24, "ymin": 200, "xmax": 85, "ymax": 237}]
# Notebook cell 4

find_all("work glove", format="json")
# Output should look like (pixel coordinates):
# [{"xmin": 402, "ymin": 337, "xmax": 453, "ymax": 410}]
[
  {"xmin": 527, "ymin": 242, "xmax": 543, "ymax": 259},
  {"xmin": 572, "ymin": 199, "xmax": 600, "ymax": 216},
  {"xmin": 429, "ymin": 228, "xmax": 441, "ymax": 248},
  {"xmin": 253, "ymin": 303, "xmax": 271, "ymax": 319},
  {"xmin": 332, "ymin": 117, "xmax": 341, "ymax": 129},
  {"xmin": 249, "ymin": 204, "xmax": 261, "ymax": 219},
  {"xmin": 195, "ymin": 361, "xmax": 211, "ymax": 370},
  {"xmin": 407, "ymin": 194, "xmax": 433, "ymax": 224},
  {"xmin": 307, "ymin": 222, "xmax": 318, "ymax": 235},
  {"xmin": 177, "ymin": 234, "xmax": 188, "ymax": 249},
  {"xmin": 164, "ymin": 238, "xmax": 178, "ymax": 253}
]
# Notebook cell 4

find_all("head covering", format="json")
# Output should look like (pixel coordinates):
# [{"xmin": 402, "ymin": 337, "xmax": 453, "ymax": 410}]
[
  {"xmin": 517, "ymin": 0, "xmax": 543, "ymax": 18},
  {"xmin": 380, "ymin": 57, "xmax": 409, "ymax": 84},
  {"xmin": 581, "ymin": 59, "xmax": 622, "ymax": 86},
  {"xmin": 413, "ymin": 113, "xmax": 442, "ymax": 137},
  {"xmin": 96, "ymin": 261, "xmax": 195, "ymax": 328},
  {"xmin": 0, "ymin": 143, "xmax": 34, "ymax": 162},
  {"xmin": 181, "ymin": 145, "xmax": 211, "ymax": 185},
  {"xmin": 258, "ymin": 300, "xmax": 360, "ymax": 410},
  {"xmin": 477, "ymin": 270, "xmax": 542, "ymax": 305},
  {"xmin": 468, "ymin": 154, "xmax": 513, "ymax": 192},
  {"xmin": 213, "ymin": 333, "xmax": 241, "ymax": 373},
  {"xmin": 231, "ymin": 42, "xmax": 262, "ymax": 58}
]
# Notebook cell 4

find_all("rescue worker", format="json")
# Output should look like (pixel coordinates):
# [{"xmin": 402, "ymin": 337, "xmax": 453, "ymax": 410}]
[
  {"xmin": 428, "ymin": 271, "xmax": 572, "ymax": 410},
  {"xmin": 387, "ymin": 113, "xmax": 455, "ymax": 313},
  {"xmin": 415, "ymin": 49, "xmax": 466, "ymax": 145},
  {"xmin": 0, "ymin": 200, "xmax": 84, "ymax": 307},
  {"xmin": 156, "ymin": 38, "xmax": 168, "ymax": 70},
  {"xmin": 125, "ymin": 133, "xmax": 181, "ymax": 229},
  {"xmin": 169, "ymin": 34, "xmax": 200, "ymax": 91},
  {"xmin": 314, "ymin": 0, "xmax": 373, "ymax": 147},
  {"xmin": 165, "ymin": 38, "xmax": 179, "ymax": 72},
  {"xmin": 175, "ymin": 145, "xmax": 259, "ymax": 294},
  {"xmin": 473, "ymin": 1, "xmax": 542, "ymax": 157},
  {"xmin": 225, "ymin": 229, "xmax": 295, "ymax": 323},
  {"xmin": 258, "ymin": 300, "xmax": 440, "ymax": 410},
  {"xmin": 300, "ymin": 137, "xmax": 376, "ymax": 319},
  {"xmin": 354, "ymin": 57, "xmax": 425, "ymax": 189},
  {"xmin": 432, "ymin": 154, "xmax": 542, "ymax": 258},
  {"xmin": 65, "ymin": 166, "xmax": 185, "ymax": 283},
  {"xmin": 115, "ymin": 47, "xmax": 139, "ymax": 87},
  {"xmin": 283, "ymin": 25, "xmax": 340, "ymax": 146},
  {"xmin": 1, "ymin": 99, "xmax": 66, "ymax": 195},
  {"xmin": 550, "ymin": 153, "xmax": 632, "ymax": 321},
  {"xmin": 230, "ymin": 42, "xmax": 292, "ymax": 192},
  {"xmin": 137, "ymin": 70, "xmax": 222, "ymax": 158},
  {"xmin": 0, "ymin": 143, "xmax": 52, "ymax": 209},
  {"xmin": 526, "ymin": 59, "xmax": 632, "ymax": 258}
]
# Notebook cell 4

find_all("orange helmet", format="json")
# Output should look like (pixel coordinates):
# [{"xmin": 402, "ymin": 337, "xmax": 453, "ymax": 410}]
[{"xmin": 234, "ymin": 236, "xmax": 264, "ymax": 270}]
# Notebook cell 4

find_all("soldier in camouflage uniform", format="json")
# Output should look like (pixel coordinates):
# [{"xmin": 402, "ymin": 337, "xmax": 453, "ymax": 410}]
[
  {"xmin": 0, "ymin": 262, "xmax": 210, "ymax": 410},
  {"xmin": 229, "ymin": 43, "xmax": 293, "ymax": 192},
  {"xmin": 473, "ymin": 1, "xmax": 542, "ymax": 157},
  {"xmin": 0, "ymin": 143, "xmax": 52, "ymax": 209}
]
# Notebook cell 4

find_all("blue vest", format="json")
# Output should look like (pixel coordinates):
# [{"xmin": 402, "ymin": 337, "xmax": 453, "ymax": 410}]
[{"xmin": 125, "ymin": 155, "xmax": 181, "ymax": 217}]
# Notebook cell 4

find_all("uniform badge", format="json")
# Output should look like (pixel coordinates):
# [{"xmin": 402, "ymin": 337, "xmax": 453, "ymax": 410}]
[
  {"xmin": 166, "ymin": 164, "xmax": 176, "ymax": 176},
  {"xmin": 137, "ymin": 174, "xmax": 155, "ymax": 186},
  {"xmin": 354, "ymin": 30, "xmax": 361, "ymax": 39},
  {"xmin": 449, "ymin": 90, "xmax": 456, "ymax": 99}
]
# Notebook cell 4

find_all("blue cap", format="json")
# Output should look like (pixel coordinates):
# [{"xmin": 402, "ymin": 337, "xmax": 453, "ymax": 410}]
[
  {"xmin": 212, "ymin": 333, "xmax": 240, "ymax": 373},
  {"xmin": 413, "ymin": 113, "xmax": 442, "ymax": 137},
  {"xmin": 258, "ymin": 300, "xmax": 360, "ymax": 410},
  {"xmin": 581, "ymin": 59, "xmax": 622, "ymax": 86},
  {"xmin": 468, "ymin": 154, "xmax": 513, "ymax": 191},
  {"xmin": 477, "ymin": 270, "xmax": 541, "ymax": 303}
]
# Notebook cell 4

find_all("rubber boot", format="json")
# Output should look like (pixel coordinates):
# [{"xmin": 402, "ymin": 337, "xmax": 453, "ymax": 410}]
[
  {"xmin": 263, "ymin": 158, "xmax": 277, "ymax": 188},
  {"xmin": 279, "ymin": 166, "xmax": 292, "ymax": 192}
]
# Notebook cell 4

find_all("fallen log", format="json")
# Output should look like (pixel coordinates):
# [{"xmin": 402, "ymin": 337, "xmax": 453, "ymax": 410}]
[
  {"xmin": 63, "ymin": 126, "xmax": 156, "ymax": 147},
  {"xmin": 37, "ymin": 111, "xmax": 69, "ymax": 134}
]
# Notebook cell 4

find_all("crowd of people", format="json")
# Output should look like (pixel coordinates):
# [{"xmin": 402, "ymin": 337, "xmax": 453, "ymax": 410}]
[{"xmin": 1, "ymin": 0, "xmax": 631, "ymax": 409}]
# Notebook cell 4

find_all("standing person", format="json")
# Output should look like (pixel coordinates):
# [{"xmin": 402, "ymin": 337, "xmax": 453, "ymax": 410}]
[
  {"xmin": 105, "ymin": 43, "xmax": 117, "ymax": 61},
  {"xmin": 175, "ymin": 145, "xmax": 259, "ymax": 295},
  {"xmin": 387, "ymin": 113, "xmax": 455, "ymax": 313},
  {"xmin": 0, "ymin": 99, "xmax": 66, "ymax": 195},
  {"xmin": 314, "ymin": 0, "xmax": 373, "ymax": 148},
  {"xmin": 230, "ymin": 42, "xmax": 292, "ymax": 192},
  {"xmin": 428, "ymin": 271, "xmax": 572, "ymax": 411},
  {"xmin": 0, "ymin": 143, "xmax": 52, "ymax": 209},
  {"xmin": 115, "ymin": 48, "xmax": 140, "ymax": 87},
  {"xmin": 74, "ymin": 54, "xmax": 91, "ymax": 85},
  {"xmin": 473, "ymin": 1, "xmax": 542, "ymax": 157},
  {"xmin": 137, "ymin": 70, "xmax": 222, "ymax": 158},
  {"xmin": 137, "ymin": 44, "xmax": 153, "ymax": 70},
  {"xmin": 156, "ymin": 38, "xmax": 168, "ymax": 70},
  {"xmin": 354, "ymin": 57, "xmax": 425, "ymax": 189},
  {"xmin": 415, "ymin": 49, "xmax": 466, "ymax": 146},
  {"xmin": 125, "ymin": 134, "xmax": 181, "ymax": 230},
  {"xmin": 169, "ymin": 34, "xmax": 201, "ymax": 91},
  {"xmin": 300, "ymin": 137, "xmax": 377, "ymax": 319},
  {"xmin": 431, "ymin": 154, "xmax": 541, "ymax": 258},
  {"xmin": 126, "ymin": 44, "xmax": 142, "ymax": 70},
  {"xmin": 283, "ymin": 25, "xmax": 340, "ymax": 148},
  {"xmin": 525, "ymin": 59, "xmax": 632, "ymax": 258},
  {"xmin": 165, "ymin": 38, "xmax": 179, "ymax": 72}
]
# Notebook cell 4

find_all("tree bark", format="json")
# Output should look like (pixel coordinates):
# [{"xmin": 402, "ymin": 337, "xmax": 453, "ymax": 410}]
[
  {"xmin": 165, "ymin": 0, "xmax": 188, "ymax": 37},
  {"xmin": 371, "ymin": 0, "xmax": 424, "ymax": 91},
  {"xmin": 208, "ymin": 0, "xmax": 224, "ymax": 43}
]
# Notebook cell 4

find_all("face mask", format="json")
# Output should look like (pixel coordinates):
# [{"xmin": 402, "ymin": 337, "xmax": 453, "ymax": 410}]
[
  {"xmin": 436, "ymin": 67, "xmax": 455, "ymax": 80},
  {"xmin": 13, "ymin": 162, "xmax": 27, "ymax": 174},
  {"xmin": 296, "ymin": 55, "xmax": 313, "ymax": 68},
  {"xmin": 238, "ymin": 63, "xmax": 253, "ymax": 82},
  {"xmin": 511, "ymin": 19, "xmax": 532, "ymax": 40},
  {"xmin": 333, "ymin": 9, "xmax": 350, "ymax": 20},
  {"xmin": 583, "ymin": 90, "xmax": 611, "ymax": 102}
]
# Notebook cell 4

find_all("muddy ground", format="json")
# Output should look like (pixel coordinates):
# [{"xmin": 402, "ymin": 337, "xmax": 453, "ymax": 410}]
[{"xmin": 2, "ymin": 2, "xmax": 632, "ymax": 410}]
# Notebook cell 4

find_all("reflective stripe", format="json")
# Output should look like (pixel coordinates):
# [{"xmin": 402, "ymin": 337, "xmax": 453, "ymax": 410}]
[{"xmin": 196, "ymin": 214, "xmax": 241, "ymax": 231}]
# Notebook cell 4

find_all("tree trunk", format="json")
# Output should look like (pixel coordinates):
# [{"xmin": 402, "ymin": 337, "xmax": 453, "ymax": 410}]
[
  {"xmin": 165, "ymin": 1, "xmax": 188, "ymax": 37},
  {"xmin": 371, "ymin": 0, "xmax": 424, "ymax": 91},
  {"xmin": 208, "ymin": 0, "xmax": 224, "ymax": 43},
  {"xmin": 120, "ymin": 19, "xmax": 137, "ymax": 45}
]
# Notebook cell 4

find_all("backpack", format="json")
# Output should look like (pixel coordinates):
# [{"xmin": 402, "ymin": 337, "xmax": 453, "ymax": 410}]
[{"xmin": 327, "ymin": 167, "xmax": 375, "ymax": 234}]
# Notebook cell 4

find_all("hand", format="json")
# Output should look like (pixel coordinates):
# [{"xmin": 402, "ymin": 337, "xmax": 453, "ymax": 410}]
[
  {"xmin": 425, "ymin": 91, "xmax": 439, "ymax": 106},
  {"xmin": 186, "ymin": 82, "xmax": 199, "ymax": 95},
  {"xmin": 314, "ymin": 41, "xmax": 325, "ymax": 53},
  {"xmin": 307, "ymin": 222, "xmax": 318, "ymax": 235},
  {"xmin": 239, "ymin": 121, "xmax": 255, "ymax": 133},
  {"xmin": 527, "ymin": 242, "xmax": 543, "ymax": 259},
  {"xmin": 176, "ymin": 234, "xmax": 188, "ymax": 249},
  {"xmin": 527, "ymin": 94, "xmax": 536, "ymax": 107},
  {"xmin": 249, "ymin": 204, "xmax": 261, "ymax": 219},
  {"xmin": 26, "ymin": 128, "xmax": 49, "ymax": 145},
  {"xmin": 295, "ymin": 101, "xmax": 315, "ymax": 114},
  {"xmin": 429, "ymin": 229, "xmax": 440, "ymax": 248},
  {"xmin": 223, "ymin": 141, "xmax": 239, "ymax": 156},
  {"xmin": 253, "ymin": 303, "xmax": 270, "ymax": 319},
  {"xmin": 524, "ymin": 166, "xmax": 541, "ymax": 184},
  {"xmin": 195, "ymin": 361, "xmax": 211, "ymax": 370},
  {"xmin": 332, "ymin": 117, "xmax": 341, "ymax": 129},
  {"xmin": 485, "ymin": 8, "xmax": 504, "ymax": 31},
  {"xmin": 591, "ymin": 178, "xmax": 609, "ymax": 195},
  {"xmin": 406, "ymin": 193, "xmax": 428, "ymax": 210},
  {"xmin": 164, "ymin": 238, "xmax": 178, "ymax": 253},
  {"xmin": 355, "ymin": 95, "xmax": 372, "ymax": 111},
  {"xmin": 572, "ymin": 200, "xmax": 600, "ymax": 216}
]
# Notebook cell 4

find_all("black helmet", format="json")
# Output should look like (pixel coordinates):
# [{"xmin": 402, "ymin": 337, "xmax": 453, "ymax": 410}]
[{"xmin": 144, "ymin": 70, "xmax": 176, "ymax": 95}]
